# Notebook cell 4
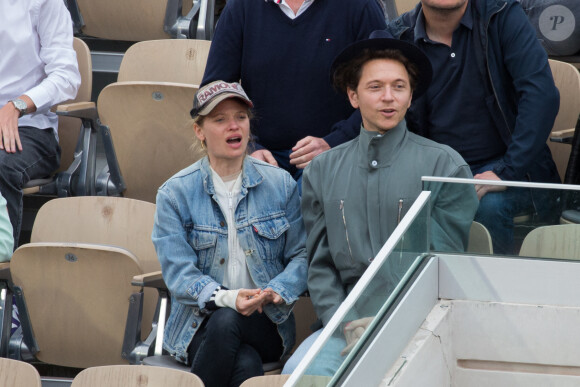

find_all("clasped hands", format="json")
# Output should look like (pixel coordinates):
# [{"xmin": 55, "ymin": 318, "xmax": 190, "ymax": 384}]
[
  {"xmin": 340, "ymin": 316, "xmax": 374, "ymax": 356},
  {"xmin": 235, "ymin": 288, "xmax": 284, "ymax": 316}
]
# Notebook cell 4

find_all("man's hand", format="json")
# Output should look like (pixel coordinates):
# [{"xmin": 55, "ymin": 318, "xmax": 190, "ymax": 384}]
[
  {"xmin": 0, "ymin": 103, "xmax": 23, "ymax": 153},
  {"xmin": 250, "ymin": 149, "xmax": 278, "ymax": 167},
  {"xmin": 289, "ymin": 136, "xmax": 330, "ymax": 169},
  {"xmin": 235, "ymin": 288, "xmax": 266, "ymax": 316},
  {"xmin": 340, "ymin": 316, "xmax": 374, "ymax": 356},
  {"xmin": 474, "ymin": 170, "xmax": 506, "ymax": 200}
]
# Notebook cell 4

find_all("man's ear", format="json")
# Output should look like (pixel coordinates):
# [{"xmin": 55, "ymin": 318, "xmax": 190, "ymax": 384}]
[
  {"xmin": 408, "ymin": 91, "xmax": 413, "ymax": 108},
  {"xmin": 347, "ymin": 87, "xmax": 359, "ymax": 109}
]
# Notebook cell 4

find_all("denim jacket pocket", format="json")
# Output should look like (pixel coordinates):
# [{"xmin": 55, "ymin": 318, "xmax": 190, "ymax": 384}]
[
  {"xmin": 191, "ymin": 228, "xmax": 217, "ymax": 271},
  {"xmin": 251, "ymin": 214, "xmax": 289, "ymax": 269}
]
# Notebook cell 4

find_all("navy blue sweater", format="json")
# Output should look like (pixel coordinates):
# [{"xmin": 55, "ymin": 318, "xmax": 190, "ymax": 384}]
[{"xmin": 202, "ymin": 0, "xmax": 386, "ymax": 151}]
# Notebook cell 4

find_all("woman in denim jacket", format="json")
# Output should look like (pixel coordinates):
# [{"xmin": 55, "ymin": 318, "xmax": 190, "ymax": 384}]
[{"xmin": 152, "ymin": 81, "xmax": 308, "ymax": 387}]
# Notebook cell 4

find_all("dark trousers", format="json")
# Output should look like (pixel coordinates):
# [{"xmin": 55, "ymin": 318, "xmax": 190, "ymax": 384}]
[
  {"xmin": 0, "ymin": 126, "xmax": 60, "ymax": 245},
  {"xmin": 188, "ymin": 308, "xmax": 283, "ymax": 387}
]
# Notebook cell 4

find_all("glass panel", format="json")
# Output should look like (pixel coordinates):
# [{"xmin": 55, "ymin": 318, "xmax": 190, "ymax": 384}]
[
  {"xmin": 422, "ymin": 177, "xmax": 580, "ymax": 259},
  {"xmin": 292, "ymin": 192, "xmax": 432, "ymax": 386}
]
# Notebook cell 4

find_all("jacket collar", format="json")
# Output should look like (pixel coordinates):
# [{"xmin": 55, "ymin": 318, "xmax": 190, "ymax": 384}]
[
  {"xmin": 200, "ymin": 155, "xmax": 263, "ymax": 195},
  {"xmin": 356, "ymin": 119, "xmax": 408, "ymax": 168}
]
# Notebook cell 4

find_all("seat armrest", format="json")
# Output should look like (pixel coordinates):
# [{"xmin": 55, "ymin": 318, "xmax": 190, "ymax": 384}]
[
  {"xmin": 550, "ymin": 128, "xmax": 575, "ymax": 144},
  {"xmin": 132, "ymin": 271, "xmax": 166, "ymax": 290},
  {"xmin": 0, "ymin": 263, "xmax": 11, "ymax": 282},
  {"xmin": 56, "ymin": 101, "xmax": 98, "ymax": 120}
]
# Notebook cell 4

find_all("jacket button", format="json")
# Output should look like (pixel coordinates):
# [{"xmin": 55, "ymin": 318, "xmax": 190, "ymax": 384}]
[
  {"xmin": 192, "ymin": 321, "xmax": 198, "ymax": 328},
  {"xmin": 220, "ymin": 258, "xmax": 225, "ymax": 264},
  {"xmin": 220, "ymin": 221, "xmax": 225, "ymax": 227},
  {"xmin": 371, "ymin": 160, "xmax": 378, "ymax": 167}
]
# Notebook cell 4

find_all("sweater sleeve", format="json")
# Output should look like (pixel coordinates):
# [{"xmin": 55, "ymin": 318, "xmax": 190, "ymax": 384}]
[
  {"xmin": 490, "ymin": 2, "xmax": 559, "ymax": 181},
  {"xmin": 200, "ymin": 0, "xmax": 244, "ymax": 86}
]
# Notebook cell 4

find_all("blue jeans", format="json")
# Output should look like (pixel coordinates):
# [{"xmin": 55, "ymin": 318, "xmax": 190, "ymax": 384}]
[
  {"xmin": 471, "ymin": 160, "xmax": 559, "ymax": 255},
  {"xmin": 0, "ymin": 127, "xmax": 60, "ymax": 245},
  {"xmin": 188, "ymin": 308, "xmax": 283, "ymax": 387},
  {"xmin": 282, "ymin": 328, "xmax": 346, "ymax": 376},
  {"xmin": 270, "ymin": 149, "xmax": 303, "ymax": 193}
]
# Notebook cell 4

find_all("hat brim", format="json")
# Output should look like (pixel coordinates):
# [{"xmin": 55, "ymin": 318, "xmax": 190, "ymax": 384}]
[
  {"xmin": 330, "ymin": 37, "xmax": 433, "ymax": 99},
  {"xmin": 190, "ymin": 93, "xmax": 254, "ymax": 118}
]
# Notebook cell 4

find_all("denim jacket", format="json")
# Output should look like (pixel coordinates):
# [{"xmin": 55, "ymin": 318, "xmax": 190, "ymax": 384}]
[
  {"xmin": 386, "ymin": 0, "xmax": 560, "ymax": 184},
  {"xmin": 152, "ymin": 156, "xmax": 308, "ymax": 363}
]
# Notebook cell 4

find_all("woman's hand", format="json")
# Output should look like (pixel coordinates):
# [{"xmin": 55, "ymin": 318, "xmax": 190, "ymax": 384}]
[
  {"xmin": 235, "ymin": 288, "xmax": 266, "ymax": 316},
  {"xmin": 261, "ymin": 288, "xmax": 284, "ymax": 305}
]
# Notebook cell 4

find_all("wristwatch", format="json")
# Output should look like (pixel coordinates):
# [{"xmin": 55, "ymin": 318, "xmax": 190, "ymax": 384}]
[{"xmin": 9, "ymin": 98, "xmax": 28, "ymax": 118}]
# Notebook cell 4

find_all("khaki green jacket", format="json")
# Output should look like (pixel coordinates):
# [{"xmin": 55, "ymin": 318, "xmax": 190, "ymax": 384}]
[{"xmin": 302, "ymin": 121, "xmax": 478, "ymax": 325}]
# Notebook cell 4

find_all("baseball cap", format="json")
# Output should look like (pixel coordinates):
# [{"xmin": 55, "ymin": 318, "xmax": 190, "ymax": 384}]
[{"xmin": 190, "ymin": 81, "xmax": 254, "ymax": 118}]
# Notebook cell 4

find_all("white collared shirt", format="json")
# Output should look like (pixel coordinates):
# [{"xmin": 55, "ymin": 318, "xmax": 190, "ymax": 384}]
[
  {"xmin": 0, "ymin": 0, "xmax": 80, "ymax": 135},
  {"xmin": 269, "ymin": 0, "xmax": 315, "ymax": 19}
]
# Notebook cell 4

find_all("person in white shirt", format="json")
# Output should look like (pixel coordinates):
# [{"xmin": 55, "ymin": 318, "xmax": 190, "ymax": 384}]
[{"xmin": 0, "ymin": 0, "xmax": 80, "ymax": 245}]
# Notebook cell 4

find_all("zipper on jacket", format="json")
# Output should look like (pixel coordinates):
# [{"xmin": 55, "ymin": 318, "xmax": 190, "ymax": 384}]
[
  {"xmin": 397, "ymin": 199, "xmax": 404, "ymax": 225},
  {"xmin": 340, "ymin": 200, "xmax": 354, "ymax": 263}
]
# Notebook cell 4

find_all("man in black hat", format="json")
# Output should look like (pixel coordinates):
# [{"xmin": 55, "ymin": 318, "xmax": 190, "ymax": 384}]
[{"xmin": 282, "ymin": 31, "xmax": 478, "ymax": 376}]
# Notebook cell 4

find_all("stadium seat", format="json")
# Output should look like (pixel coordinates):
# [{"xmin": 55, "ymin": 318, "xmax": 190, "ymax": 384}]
[
  {"xmin": 383, "ymin": 0, "xmax": 418, "ymax": 18},
  {"xmin": 22, "ymin": 37, "xmax": 106, "ymax": 197},
  {"xmin": 117, "ymin": 39, "xmax": 211, "ymax": 84},
  {"xmin": 519, "ymin": 224, "xmax": 580, "ymax": 259},
  {"xmin": 65, "ymin": 0, "xmax": 216, "ymax": 40},
  {"xmin": 62, "ymin": 39, "xmax": 210, "ymax": 203},
  {"xmin": 467, "ymin": 221, "xmax": 493, "ymax": 255},
  {"xmin": 240, "ymin": 375, "xmax": 290, "ymax": 387},
  {"xmin": 71, "ymin": 365, "xmax": 204, "ymax": 387},
  {"xmin": 547, "ymin": 59, "xmax": 580, "ymax": 180},
  {"xmin": 6, "ymin": 197, "xmax": 160, "ymax": 370},
  {"xmin": 0, "ymin": 357, "xmax": 41, "ymax": 387},
  {"xmin": 96, "ymin": 82, "xmax": 203, "ymax": 203}
]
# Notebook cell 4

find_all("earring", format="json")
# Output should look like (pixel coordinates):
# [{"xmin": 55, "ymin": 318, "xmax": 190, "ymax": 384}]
[{"xmin": 200, "ymin": 139, "xmax": 206, "ymax": 151}]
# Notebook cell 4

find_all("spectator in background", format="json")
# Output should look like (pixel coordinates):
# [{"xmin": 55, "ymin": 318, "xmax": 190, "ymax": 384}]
[
  {"xmin": 201, "ymin": 0, "xmax": 386, "ymax": 187},
  {"xmin": 385, "ymin": 0, "xmax": 561, "ymax": 254},
  {"xmin": 0, "ymin": 0, "xmax": 80, "ymax": 245}
]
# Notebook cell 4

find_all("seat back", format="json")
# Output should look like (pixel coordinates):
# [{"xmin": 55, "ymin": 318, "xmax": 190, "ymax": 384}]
[
  {"xmin": 519, "ymin": 224, "xmax": 580, "ymax": 259},
  {"xmin": 293, "ymin": 296, "xmax": 318, "ymax": 353},
  {"xmin": 394, "ymin": 0, "xmax": 418, "ymax": 15},
  {"xmin": 31, "ymin": 196, "xmax": 158, "ymax": 272},
  {"xmin": 11, "ymin": 244, "xmax": 143, "ymax": 368},
  {"xmin": 73, "ymin": 0, "xmax": 192, "ymax": 41},
  {"xmin": 118, "ymin": 39, "xmax": 211, "ymax": 84},
  {"xmin": 71, "ymin": 365, "xmax": 204, "ymax": 387},
  {"xmin": 58, "ymin": 37, "xmax": 93, "ymax": 174},
  {"xmin": 547, "ymin": 59, "xmax": 580, "ymax": 180},
  {"xmin": 97, "ymin": 82, "xmax": 204, "ymax": 203},
  {"xmin": 0, "ymin": 357, "xmax": 41, "ymax": 387},
  {"xmin": 467, "ymin": 221, "xmax": 493, "ymax": 255},
  {"xmin": 12, "ymin": 197, "xmax": 159, "ymax": 368}
]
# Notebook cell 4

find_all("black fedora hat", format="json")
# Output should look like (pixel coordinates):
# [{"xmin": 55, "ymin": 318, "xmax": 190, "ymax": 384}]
[{"xmin": 330, "ymin": 29, "xmax": 433, "ymax": 98}]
